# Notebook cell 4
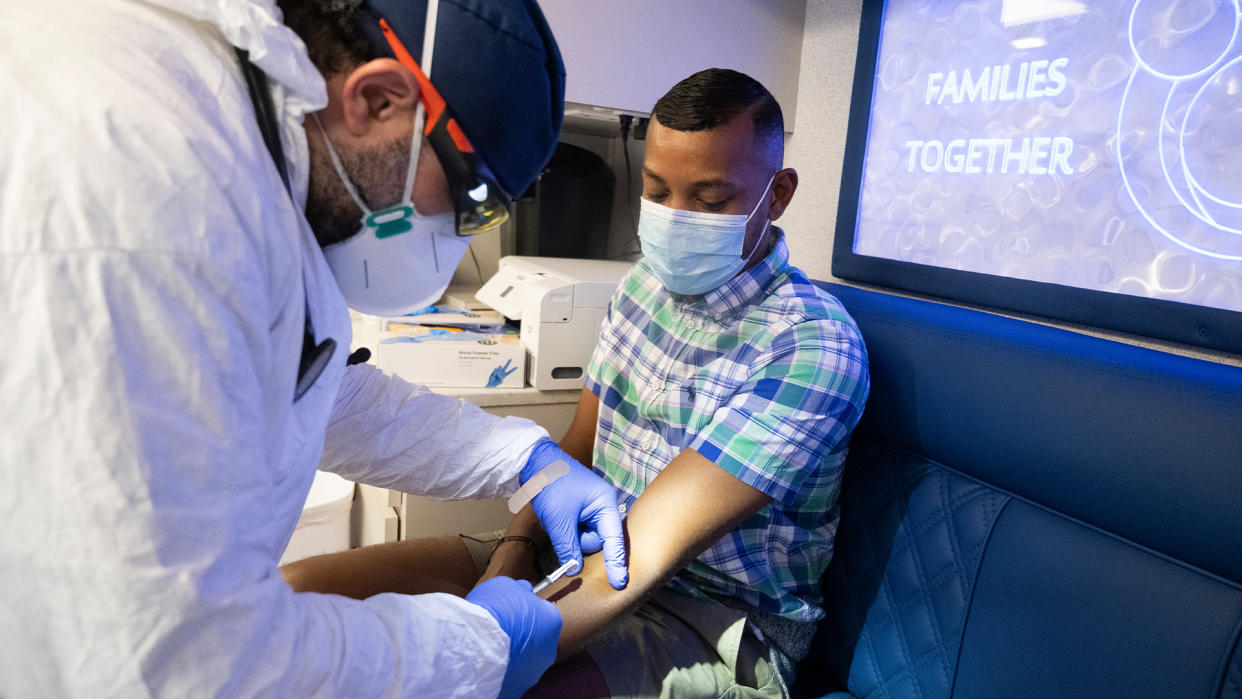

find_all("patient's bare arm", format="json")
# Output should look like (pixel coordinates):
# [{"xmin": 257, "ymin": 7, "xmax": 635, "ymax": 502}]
[
  {"xmin": 540, "ymin": 447, "xmax": 772, "ymax": 657},
  {"xmin": 480, "ymin": 386, "xmax": 773, "ymax": 656},
  {"xmin": 479, "ymin": 506, "xmax": 546, "ymax": 583},
  {"xmin": 557, "ymin": 387, "xmax": 599, "ymax": 466},
  {"xmin": 281, "ymin": 535, "xmax": 479, "ymax": 598},
  {"xmin": 481, "ymin": 384, "xmax": 773, "ymax": 659}
]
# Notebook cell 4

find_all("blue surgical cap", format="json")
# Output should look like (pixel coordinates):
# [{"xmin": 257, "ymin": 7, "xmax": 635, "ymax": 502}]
[{"xmin": 360, "ymin": 0, "xmax": 566, "ymax": 198}]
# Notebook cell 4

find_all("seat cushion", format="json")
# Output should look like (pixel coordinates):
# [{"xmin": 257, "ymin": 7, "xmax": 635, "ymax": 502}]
[
  {"xmin": 794, "ymin": 438, "xmax": 1009, "ymax": 698},
  {"xmin": 796, "ymin": 436, "xmax": 1242, "ymax": 698}
]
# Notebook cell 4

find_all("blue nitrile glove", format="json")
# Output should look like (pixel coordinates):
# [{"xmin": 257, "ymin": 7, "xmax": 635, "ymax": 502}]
[
  {"xmin": 466, "ymin": 576, "xmax": 562, "ymax": 699},
  {"xmin": 521, "ymin": 439, "xmax": 628, "ymax": 589}
]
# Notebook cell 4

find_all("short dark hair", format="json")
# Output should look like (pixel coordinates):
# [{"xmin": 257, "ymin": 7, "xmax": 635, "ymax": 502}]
[
  {"xmin": 278, "ymin": 0, "xmax": 377, "ymax": 77},
  {"xmin": 651, "ymin": 68, "xmax": 784, "ymax": 168}
]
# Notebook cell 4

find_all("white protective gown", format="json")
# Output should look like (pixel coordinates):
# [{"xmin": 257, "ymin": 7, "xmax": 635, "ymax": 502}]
[{"xmin": 0, "ymin": 0, "xmax": 546, "ymax": 696}]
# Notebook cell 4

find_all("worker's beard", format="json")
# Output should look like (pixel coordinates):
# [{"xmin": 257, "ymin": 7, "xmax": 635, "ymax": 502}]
[{"xmin": 304, "ymin": 130, "xmax": 412, "ymax": 248}]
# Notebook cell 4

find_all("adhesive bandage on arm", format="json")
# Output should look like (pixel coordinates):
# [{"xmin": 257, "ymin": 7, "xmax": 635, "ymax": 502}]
[{"xmin": 507, "ymin": 459, "xmax": 570, "ymax": 514}]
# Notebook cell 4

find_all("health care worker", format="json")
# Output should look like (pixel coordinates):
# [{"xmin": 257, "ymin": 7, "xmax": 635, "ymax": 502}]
[{"xmin": 0, "ymin": 0, "xmax": 627, "ymax": 696}]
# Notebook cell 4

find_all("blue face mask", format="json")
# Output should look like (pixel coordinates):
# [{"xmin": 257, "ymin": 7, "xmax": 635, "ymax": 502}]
[{"xmin": 637, "ymin": 175, "xmax": 774, "ymax": 296}]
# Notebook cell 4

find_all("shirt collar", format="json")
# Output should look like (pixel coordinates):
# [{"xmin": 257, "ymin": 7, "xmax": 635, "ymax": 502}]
[{"xmin": 695, "ymin": 228, "xmax": 789, "ymax": 320}]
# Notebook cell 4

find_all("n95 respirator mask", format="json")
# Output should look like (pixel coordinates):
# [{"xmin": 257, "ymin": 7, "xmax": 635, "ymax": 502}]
[{"xmin": 314, "ymin": 110, "xmax": 470, "ymax": 317}]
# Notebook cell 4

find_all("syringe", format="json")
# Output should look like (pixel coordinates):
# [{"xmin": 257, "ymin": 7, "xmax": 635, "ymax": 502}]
[{"xmin": 532, "ymin": 559, "xmax": 579, "ymax": 594}]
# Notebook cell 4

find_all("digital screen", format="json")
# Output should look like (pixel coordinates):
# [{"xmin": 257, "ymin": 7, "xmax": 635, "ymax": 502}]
[{"xmin": 850, "ymin": 0, "xmax": 1242, "ymax": 315}]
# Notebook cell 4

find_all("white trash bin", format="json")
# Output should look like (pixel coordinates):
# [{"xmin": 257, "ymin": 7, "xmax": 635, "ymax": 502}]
[{"xmin": 280, "ymin": 471, "xmax": 356, "ymax": 565}]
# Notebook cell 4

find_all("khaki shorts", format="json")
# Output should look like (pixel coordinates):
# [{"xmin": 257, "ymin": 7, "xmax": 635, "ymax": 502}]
[
  {"xmin": 460, "ymin": 532, "xmax": 786, "ymax": 698},
  {"xmin": 583, "ymin": 588, "xmax": 784, "ymax": 698}
]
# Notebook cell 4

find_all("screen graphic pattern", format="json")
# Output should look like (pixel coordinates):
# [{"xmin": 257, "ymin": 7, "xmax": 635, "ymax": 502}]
[{"xmin": 854, "ymin": 0, "xmax": 1242, "ymax": 313}]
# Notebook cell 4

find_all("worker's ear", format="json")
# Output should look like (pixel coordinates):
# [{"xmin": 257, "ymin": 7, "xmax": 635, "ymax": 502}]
[
  {"xmin": 338, "ymin": 58, "xmax": 421, "ymax": 137},
  {"xmin": 767, "ymin": 168, "xmax": 798, "ymax": 221}
]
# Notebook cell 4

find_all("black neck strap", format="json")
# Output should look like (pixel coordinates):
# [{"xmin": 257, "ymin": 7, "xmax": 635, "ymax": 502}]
[
  {"xmin": 235, "ymin": 48, "xmax": 337, "ymax": 402},
  {"xmin": 236, "ymin": 48, "xmax": 291, "ymax": 192}
]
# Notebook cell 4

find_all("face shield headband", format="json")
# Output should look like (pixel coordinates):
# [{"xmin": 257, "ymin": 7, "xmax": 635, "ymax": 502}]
[{"xmin": 361, "ymin": 5, "xmax": 513, "ymax": 235}]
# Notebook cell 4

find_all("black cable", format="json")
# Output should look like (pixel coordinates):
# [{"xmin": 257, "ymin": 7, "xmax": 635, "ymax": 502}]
[
  {"xmin": 615, "ymin": 114, "xmax": 642, "ymax": 259},
  {"xmin": 468, "ymin": 243, "xmax": 483, "ymax": 285},
  {"xmin": 237, "ymin": 48, "xmax": 337, "ymax": 400}
]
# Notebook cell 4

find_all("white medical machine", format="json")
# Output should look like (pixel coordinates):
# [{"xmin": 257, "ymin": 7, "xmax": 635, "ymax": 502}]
[{"xmin": 476, "ymin": 256, "xmax": 633, "ymax": 390}]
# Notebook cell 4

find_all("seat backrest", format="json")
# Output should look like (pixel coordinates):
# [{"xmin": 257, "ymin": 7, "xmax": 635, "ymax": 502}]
[{"xmin": 794, "ymin": 282, "xmax": 1242, "ymax": 698}]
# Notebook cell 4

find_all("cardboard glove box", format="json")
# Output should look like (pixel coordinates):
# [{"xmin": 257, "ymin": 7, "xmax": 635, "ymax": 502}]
[{"xmin": 374, "ymin": 311, "xmax": 525, "ymax": 389}]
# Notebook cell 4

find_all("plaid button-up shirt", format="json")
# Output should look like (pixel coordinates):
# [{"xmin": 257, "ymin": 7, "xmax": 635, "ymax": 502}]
[{"xmin": 585, "ymin": 231, "xmax": 870, "ymax": 623}]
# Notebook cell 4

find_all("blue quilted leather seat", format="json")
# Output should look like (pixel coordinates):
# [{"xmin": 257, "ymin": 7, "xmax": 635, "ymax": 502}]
[{"xmin": 793, "ymin": 283, "xmax": 1242, "ymax": 698}]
